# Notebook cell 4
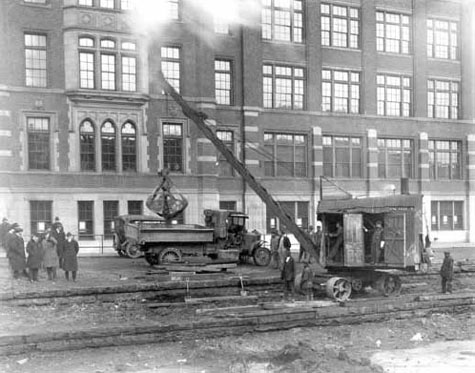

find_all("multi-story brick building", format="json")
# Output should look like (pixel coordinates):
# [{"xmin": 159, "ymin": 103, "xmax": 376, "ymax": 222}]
[{"xmin": 1, "ymin": 0, "xmax": 474, "ymax": 246}]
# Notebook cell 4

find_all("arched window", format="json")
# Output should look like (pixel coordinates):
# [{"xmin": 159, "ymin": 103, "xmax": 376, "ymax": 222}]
[
  {"xmin": 101, "ymin": 121, "xmax": 116, "ymax": 171},
  {"xmin": 80, "ymin": 120, "xmax": 95, "ymax": 171},
  {"xmin": 121, "ymin": 121, "xmax": 136, "ymax": 172}
]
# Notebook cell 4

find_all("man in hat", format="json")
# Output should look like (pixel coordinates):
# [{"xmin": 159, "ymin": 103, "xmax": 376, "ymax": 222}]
[
  {"xmin": 371, "ymin": 221, "xmax": 385, "ymax": 264},
  {"xmin": 300, "ymin": 226, "xmax": 313, "ymax": 262},
  {"xmin": 440, "ymin": 251, "xmax": 454, "ymax": 294},
  {"xmin": 269, "ymin": 229, "xmax": 281, "ymax": 269},
  {"xmin": 281, "ymin": 247, "xmax": 296, "ymax": 301},
  {"xmin": 62, "ymin": 232, "xmax": 80, "ymax": 281},
  {"xmin": 6, "ymin": 226, "xmax": 28, "ymax": 279}
]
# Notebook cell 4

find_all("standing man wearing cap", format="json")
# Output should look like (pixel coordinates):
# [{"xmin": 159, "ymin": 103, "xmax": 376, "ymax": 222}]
[
  {"xmin": 371, "ymin": 221, "xmax": 385, "ymax": 264},
  {"xmin": 0, "ymin": 217, "xmax": 10, "ymax": 250},
  {"xmin": 26, "ymin": 233, "xmax": 44, "ymax": 282},
  {"xmin": 62, "ymin": 232, "xmax": 79, "ymax": 281},
  {"xmin": 440, "ymin": 251, "xmax": 454, "ymax": 294},
  {"xmin": 6, "ymin": 226, "xmax": 28, "ymax": 279}
]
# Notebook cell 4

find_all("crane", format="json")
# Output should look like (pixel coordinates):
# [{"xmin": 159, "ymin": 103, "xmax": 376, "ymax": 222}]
[{"xmin": 157, "ymin": 72, "xmax": 323, "ymax": 272}]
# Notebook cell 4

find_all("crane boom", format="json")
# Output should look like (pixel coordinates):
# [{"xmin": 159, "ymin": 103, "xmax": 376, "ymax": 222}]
[{"xmin": 158, "ymin": 73, "xmax": 322, "ymax": 271}]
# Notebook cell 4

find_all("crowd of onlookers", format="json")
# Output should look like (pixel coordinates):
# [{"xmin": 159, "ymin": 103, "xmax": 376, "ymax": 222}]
[{"xmin": 0, "ymin": 217, "xmax": 80, "ymax": 282}]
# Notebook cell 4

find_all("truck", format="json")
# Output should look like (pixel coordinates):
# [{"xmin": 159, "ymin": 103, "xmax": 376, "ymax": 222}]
[{"xmin": 114, "ymin": 208, "xmax": 271, "ymax": 266}]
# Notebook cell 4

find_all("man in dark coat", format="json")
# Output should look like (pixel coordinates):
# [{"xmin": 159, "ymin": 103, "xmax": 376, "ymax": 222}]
[
  {"xmin": 440, "ymin": 251, "xmax": 454, "ymax": 294},
  {"xmin": 7, "ymin": 226, "xmax": 28, "ymax": 279},
  {"xmin": 312, "ymin": 224, "xmax": 323, "ymax": 260},
  {"xmin": 281, "ymin": 248, "xmax": 296, "ymax": 301},
  {"xmin": 26, "ymin": 233, "xmax": 44, "ymax": 282},
  {"xmin": 327, "ymin": 222, "xmax": 343, "ymax": 262},
  {"xmin": 0, "ymin": 217, "xmax": 10, "ymax": 250},
  {"xmin": 62, "ymin": 232, "xmax": 80, "ymax": 281},
  {"xmin": 51, "ymin": 217, "xmax": 66, "ymax": 268}
]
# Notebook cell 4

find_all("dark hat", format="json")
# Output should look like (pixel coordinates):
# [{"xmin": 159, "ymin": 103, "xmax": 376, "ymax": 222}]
[
  {"xmin": 2, "ymin": 217, "xmax": 8, "ymax": 222},
  {"xmin": 66, "ymin": 232, "xmax": 73, "ymax": 237},
  {"xmin": 55, "ymin": 217, "xmax": 60, "ymax": 221},
  {"xmin": 9, "ymin": 222, "xmax": 19, "ymax": 230},
  {"xmin": 444, "ymin": 251, "xmax": 450, "ymax": 254},
  {"xmin": 14, "ymin": 227, "xmax": 23, "ymax": 232}
]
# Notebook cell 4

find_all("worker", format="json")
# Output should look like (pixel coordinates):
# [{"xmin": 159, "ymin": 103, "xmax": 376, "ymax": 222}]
[
  {"xmin": 269, "ymin": 229, "xmax": 280, "ymax": 269},
  {"xmin": 327, "ymin": 222, "xmax": 343, "ymax": 262},
  {"xmin": 440, "ymin": 251, "xmax": 454, "ymax": 294},
  {"xmin": 371, "ymin": 221, "xmax": 385, "ymax": 264},
  {"xmin": 312, "ymin": 223, "xmax": 323, "ymax": 261},
  {"xmin": 281, "ymin": 247, "xmax": 296, "ymax": 301},
  {"xmin": 299, "ymin": 226, "xmax": 312, "ymax": 262}
]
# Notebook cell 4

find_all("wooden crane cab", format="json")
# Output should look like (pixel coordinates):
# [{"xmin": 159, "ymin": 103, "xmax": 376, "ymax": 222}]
[{"xmin": 317, "ymin": 194, "xmax": 424, "ymax": 299}]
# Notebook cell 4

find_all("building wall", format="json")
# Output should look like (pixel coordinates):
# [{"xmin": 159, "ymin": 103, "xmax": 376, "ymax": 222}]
[{"xmin": 0, "ymin": 0, "xmax": 474, "ymax": 245}]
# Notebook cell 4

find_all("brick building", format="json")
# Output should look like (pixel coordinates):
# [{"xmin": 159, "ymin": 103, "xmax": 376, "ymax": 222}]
[{"xmin": 1, "ymin": 0, "xmax": 474, "ymax": 245}]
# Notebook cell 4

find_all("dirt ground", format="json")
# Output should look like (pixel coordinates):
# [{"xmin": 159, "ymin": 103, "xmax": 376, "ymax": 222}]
[
  {"xmin": 0, "ymin": 312, "xmax": 474, "ymax": 373},
  {"xmin": 0, "ymin": 254, "xmax": 474, "ymax": 372}
]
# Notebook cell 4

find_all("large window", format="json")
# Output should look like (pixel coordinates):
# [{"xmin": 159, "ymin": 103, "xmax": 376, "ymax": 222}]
[
  {"xmin": 323, "ymin": 136, "xmax": 362, "ymax": 178},
  {"xmin": 163, "ymin": 122, "xmax": 183, "ymax": 172},
  {"xmin": 220, "ymin": 201, "xmax": 236, "ymax": 211},
  {"xmin": 127, "ymin": 200, "xmax": 143, "ymax": 215},
  {"xmin": 78, "ymin": 36, "xmax": 137, "ymax": 91},
  {"xmin": 78, "ymin": 201, "xmax": 94, "ymax": 239},
  {"xmin": 377, "ymin": 74, "xmax": 411, "ymax": 117},
  {"xmin": 161, "ymin": 46, "xmax": 181, "ymax": 93},
  {"xmin": 322, "ymin": 69, "xmax": 360, "ymax": 113},
  {"xmin": 427, "ymin": 19, "xmax": 458, "ymax": 60},
  {"xmin": 80, "ymin": 120, "xmax": 95, "ymax": 171},
  {"xmin": 27, "ymin": 117, "xmax": 50, "ymax": 170},
  {"xmin": 428, "ymin": 79, "xmax": 459, "ymax": 119},
  {"xmin": 262, "ymin": 0, "xmax": 303, "ymax": 43},
  {"xmin": 30, "ymin": 201, "xmax": 52, "ymax": 235},
  {"xmin": 263, "ymin": 64, "xmax": 305, "ymax": 110},
  {"xmin": 431, "ymin": 201, "xmax": 463, "ymax": 231},
  {"xmin": 167, "ymin": 0, "xmax": 180, "ymax": 20},
  {"xmin": 101, "ymin": 121, "xmax": 116, "ymax": 171},
  {"xmin": 429, "ymin": 140, "xmax": 462, "ymax": 180},
  {"xmin": 264, "ymin": 133, "xmax": 307, "ymax": 177},
  {"xmin": 103, "ymin": 201, "xmax": 118, "ymax": 238},
  {"xmin": 377, "ymin": 138, "xmax": 413, "ymax": 179},
  {"xmin": 25, "ymin": 33, "xmax": 47, "ymax": 87},
  {"xmin": 376, "ymin": 11, "xmax": 410, "ymax": 54},
  {"xmin": 121, "ymin": 122, "xmax": 136, "ymax": 172},
  {"xmin": 216, "ymin": 130, "xmax": 234, "ymax": 177},
  {"xmin": 267, "ymin": 201, "xmax": 309, "ymax": 232},
  {"xmin": 78, "ymin": 0, "xmax": 93, "ymax": 6},
  {"xmin": 321, "ymin": 3, "xmax": 359, "ymax": 49},
  {"xmin": 121, "ymin": 56, "xmax": 136, "ymax": 91},
  {"xmin": 100, "ymin": 0, "xmax": 114, "ymax": 9},
  {"xmin": 215, "ymin": 60, "xmax": 232, "ymax": 105}
]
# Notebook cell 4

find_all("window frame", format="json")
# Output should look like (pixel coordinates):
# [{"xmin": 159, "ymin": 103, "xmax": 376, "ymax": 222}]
[
  {"xmin": 161, "ymin": 46, "xmax": 181, "ymax": 93},
  {"xmin": 262, "ymin": 0, "xmax": 304, "ymax": 44},
  {"xmin": 427, "ymin": 18, "xmax": 459, "ymax": 60},
  {"xmin": 216, "ymin": 130, "xmax": 235, "ymax": 177},
  {"xmin": 101, "ymin": 120, "xmax": 117, "ymax": 172},
  {"xmin": 79, "ymin": 119, "xmax": 96, "ymax": 172},
  {"xmin": 321, "ymin": 69, "xmax": 360, "ymax": 113},
  {"xmin": 263, "ymin": 63, "xmax": 305, "ymax": 110},
  {"xmin": 214, "ymin": 59, "xmax": 233, "ymax": 105},
  {"xmin": 121, "ymin": 121, "xmax": 137, "ymax": 172},
  {"xmin": 431, "ymin": 200, "xmax": 464, "ymax": 231},
  {"xmin": 321, "ymin": 3, "xmax": 360, "ymax": 49},
  {"xmin": 30, "ymin": 200, "xmax": 52, "ymax": 236},
  {"xmin": 27, "ymin": 117, "xmax": 51, "ymax": 171},
  {"xmin": 377, "ymin": 138, "xmax": 414, "ymax": 179},
  {"xmin": 162, "ymin": 121, "xmax": 185, "ymax": 173},
  {"xmin": 377, "ymin": 74, "xmax": 412, "ymax": 117},
  {"xmin": 376, "ymin": 10, "xmax": 411, "ymax": 54},
  {"xmin": 427, "ymin": 79, "xmax": 459, "ymax": 119},
  {"xmin": 263, "ymin": 132, "xmax": 308, "ymax": 178},
  {"xmin": 24, "ymin": 33, "xmax": 47, "ymax": 87},
  {"xmin": 78, "ymin": 201, "xmax": 94, "ymax": 240},
  {"xmin": 266, "ymin": 201, "xmax": 309, "ymax": 232},
  {"xmin": 322, "ymin": 135, "xmax": 363, "ymax": 179},
  {"xmin": 103, "ymin": 200, "xmax": 119, "ymax": 239},
  {"xmin": 428, "ymin": 140, "xmax": 462, "ymax": 180}
]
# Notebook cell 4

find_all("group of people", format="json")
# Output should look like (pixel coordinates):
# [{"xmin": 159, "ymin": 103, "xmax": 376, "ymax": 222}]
[
  {"xmin": 0, "ymin": 217, "xmax": 80, "ymax": 282},
  {"xmin": 269, "ymin": 225, "xmax": 322, "ymax": 301}
]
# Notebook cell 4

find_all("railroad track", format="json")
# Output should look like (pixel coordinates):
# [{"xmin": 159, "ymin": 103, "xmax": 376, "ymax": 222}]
[{"xmin": 1, "ymin": 291, "xmax": 474, "ymax": 356}]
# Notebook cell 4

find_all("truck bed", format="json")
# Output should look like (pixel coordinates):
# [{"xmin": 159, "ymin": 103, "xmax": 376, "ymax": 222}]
[{"xmin": 125, "ymin": 222, "xmax": 214, "ymax": 243}]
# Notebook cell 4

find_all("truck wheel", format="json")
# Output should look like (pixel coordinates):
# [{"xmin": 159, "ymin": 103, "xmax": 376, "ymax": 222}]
[
  {"xmin": 159, "ymin": 248, "xmax": 182, "ymax": 264},
  {"xmin": 253, "ymin": 246, "xmax": 271, "ymax": 266},
  {"xmin": 125, "ymin": 244, "xmax": 142, "ymax": 259}
]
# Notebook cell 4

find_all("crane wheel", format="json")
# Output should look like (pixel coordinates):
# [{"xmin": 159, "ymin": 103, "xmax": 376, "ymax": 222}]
[
  {"xmin": 159, "ymin": 248, "xmax": 183, "ymax": 264},
  {"xmin": 253, "ymin": 246, "xmax": 271, "ymax": 266},
  {"xmin": 325, "ymin": 277, "xmax": 352, "ymax": 302}
]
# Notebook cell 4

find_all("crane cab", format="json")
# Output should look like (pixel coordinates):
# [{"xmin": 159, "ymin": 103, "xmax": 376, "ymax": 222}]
[{"xmin": 317, "ymin": 194, "xmax": 424, "ymax": 271}]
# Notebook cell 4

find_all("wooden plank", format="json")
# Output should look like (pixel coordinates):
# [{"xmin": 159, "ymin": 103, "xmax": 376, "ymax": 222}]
[{"xmin": 184, "ymin": 295, "xmax": 258, "ymax": 304}]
